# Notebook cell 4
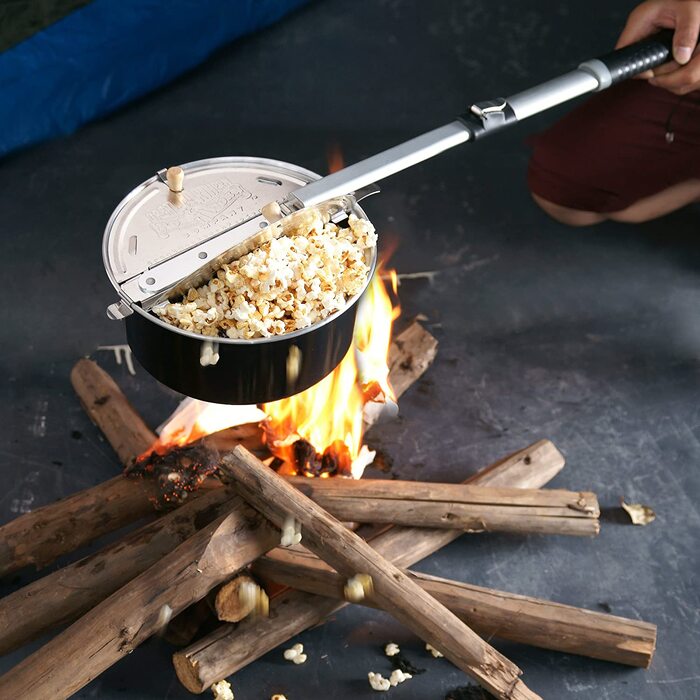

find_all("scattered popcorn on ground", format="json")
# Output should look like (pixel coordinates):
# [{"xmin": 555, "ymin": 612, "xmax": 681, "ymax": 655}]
[
  {"xmin": 426, "ymin": 642, "xmax": 444, "ymax": 658},
  {"xmin": 154, "ymin": 212, "xmax": 376, "ymax": 339},
  {"xmin": 389, "ymin": 669, "xmax": 412, "ymax": 686},
  {"xmin": 384, "ymin": 642, "xmax": 400, "ymax": 657},
  {"xmin": 368, "ymin": 672, "xmax": 391, "ymax": 691},
  {"xmin": 280, "ymin": 514, "xmax": 302, "ymax": 547},
  {"xmin": 211, "ymin": 679, "xmax": 234, "ymax": 700},
  {"xmin": 283, "ymin": 642, "xmax": 307, "ymax": 664},
  {"xmin": 238, "ymin": 581, "xmax": 269, "ymax": 618},
  {"xmin": 344, "ymin": 573, "xmax": 374, "ymax": 602}
]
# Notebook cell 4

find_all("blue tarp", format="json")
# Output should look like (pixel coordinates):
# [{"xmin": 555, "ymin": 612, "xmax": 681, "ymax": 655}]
[{"xmin": 0, "ymin": 0, "xmax": 310, "ymax": 158}]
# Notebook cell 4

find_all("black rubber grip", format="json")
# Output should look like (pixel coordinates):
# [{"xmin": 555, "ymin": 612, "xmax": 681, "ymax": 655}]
[{"xmin": 596, "ymin": 29, "xmax": 674, "ymax": 84}]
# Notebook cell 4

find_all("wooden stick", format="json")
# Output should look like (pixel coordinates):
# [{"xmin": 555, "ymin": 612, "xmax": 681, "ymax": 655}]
[
  {"xmin": 174, "ymin": 439, "xmax": 564, "ymax": 692},
  {"xmin": 0, "ymin": 497, "xmax": 279, "ymax": 700},
  {"xmin": 289, "ymin": 478, "xmax": 600, "ymax": 536},
  {"xmin": 385, "ymin": 319, "xmax": 438, "ymax": 398},
  {"xmin": 0, "ymin": 475, "xmax": 156, "ymax": 576},
  {"xmin": 215, "ymin": 573, "xmax": 258, "ymax": 622},
  {"xmin": 219, "ymin": 447, "xmax": 541, "ymax": 700},
  {"xmin": 70, "ymin": 358, "xmax": 156, "ymax": 464},
  {"xmin": 253, "ymin": 552, "xmax": 657, "ymax": 668}
]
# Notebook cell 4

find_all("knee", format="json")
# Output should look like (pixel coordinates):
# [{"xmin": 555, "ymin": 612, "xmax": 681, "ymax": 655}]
[{"xmin": 530, "ymin": 192, "xmax": 606, "ymax": 227}]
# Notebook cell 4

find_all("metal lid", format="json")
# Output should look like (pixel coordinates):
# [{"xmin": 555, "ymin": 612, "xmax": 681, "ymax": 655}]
[{"xmin": 103, "ymin": 157, "xmax": 320, "ymax": 303}]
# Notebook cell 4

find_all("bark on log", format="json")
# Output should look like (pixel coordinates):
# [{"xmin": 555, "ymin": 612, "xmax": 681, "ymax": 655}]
[
  {"xmin": 70, "ymin": 358, "xmax": 156, "ymax": 464},
  {"xmin": 254, "ymin": 552, "xmax": 657, "ymax": 668},
  {"xmin": 288, "ymin": 478, "xmax": 600, "ymax": 536},
  {"xmin": 0, "ymin": 497, "xmax": 279, "ymax": 700},
  {"xmin": 218, "ymin": 446, "xmax": 541, "ymax": 700},
  {"xmin": 173, "ymin": 440, "xmax": 563, "ymax": 693}
]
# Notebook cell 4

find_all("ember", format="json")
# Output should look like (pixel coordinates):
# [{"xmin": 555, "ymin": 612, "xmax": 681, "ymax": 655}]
[
  {"xmin": 127, "ymin": 443, "xmax": 220, "ymax": 507},
  {"xmin": 290, "ymin": 438, "xmax": 352, "ymax": 478}
]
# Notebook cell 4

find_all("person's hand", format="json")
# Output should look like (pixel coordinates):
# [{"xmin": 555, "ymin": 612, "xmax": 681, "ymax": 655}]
[{"xmin": 617, "ymin": 0, "xmax": 700, "ymax": 94}]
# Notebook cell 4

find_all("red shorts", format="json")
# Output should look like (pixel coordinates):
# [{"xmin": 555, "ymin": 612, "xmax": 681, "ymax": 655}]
[{"xmin": 527, "ymin": 80, "xmax": 700, "ymax": 213}]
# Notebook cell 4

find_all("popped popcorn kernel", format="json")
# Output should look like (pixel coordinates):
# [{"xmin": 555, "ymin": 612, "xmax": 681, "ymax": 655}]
[
  {"xmin": 389, "ymin": 669, "xmax": 412, "ymax": 686},
  {"xmin": 154, "ymin": 213, "xmax": 375, "ymax": 339},
  {"xmin": 368, "ymin": 672, "xmax": 391, "ymax": 692},
  {"xmin": 283, "ymin": 642, "xmax": 307, "ymax": 664},
  {"xmin": 344, "ymin": 573, "xmax": 374, "ymax": 602},
  {"xmin": 384, "ymin": 642, "xmax": 400, "ymax": 657},
  {"xmin": 237, "ymin": 581, "xmax": 269, "ymax": 619},
  {"xmin": 211, "ymin": 679, "xmax": 234, "ymax": 700},
  {"xmin": 280, "ymin": 514, "xmax": 302, "ymax": 547},
  {"xmin": 425, "ymin": 642, "xmax": 444, "ymax": 658}
]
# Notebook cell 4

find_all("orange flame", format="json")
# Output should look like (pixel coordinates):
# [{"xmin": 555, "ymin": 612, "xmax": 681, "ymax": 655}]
[
  {"xmin": 263, "ymin": 270, "xmax": 399, "ymax": 477},
  {"xmin": 326, "ymin": 142, "xmax": 345, "ymax": 174}
]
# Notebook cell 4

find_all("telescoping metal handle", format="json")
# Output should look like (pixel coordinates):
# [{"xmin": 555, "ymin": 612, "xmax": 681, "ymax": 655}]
[{"xmin": 291, "ymin": 30, "xmax": 674, "ymax": 208}]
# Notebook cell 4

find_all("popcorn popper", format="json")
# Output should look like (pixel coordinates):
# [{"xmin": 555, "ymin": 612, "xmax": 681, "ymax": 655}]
[{"xmin": 103, "ymin": 31, "xmax": 672, "ymax": 404}]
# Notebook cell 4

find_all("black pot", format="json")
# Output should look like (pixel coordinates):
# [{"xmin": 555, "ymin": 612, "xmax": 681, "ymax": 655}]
[{"xmin": 124, "ymin": 282, "xmax": 369, "ymax": 404}]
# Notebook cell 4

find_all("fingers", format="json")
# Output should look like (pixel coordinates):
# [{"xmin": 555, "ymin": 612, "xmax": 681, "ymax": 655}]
[
  {"xmin": 636, "ymin": 59, "xmax": 679, "ymax": 81},
  {"xmin": 672, "ymin": 0, "xmax": 700, "ymax": 63},
  {"xmin": 650, "ymin": 50, "xmax": 700, "ymax": 93},
  {"xmin": 616, "ymin": 1, "xmax": 664, "ymax": 48},
  {"xmin": 614, "ymin": 0, "xmax": 700, "ymax": 92},
  {"xmin": 649, "ymin": 60, "xmax": 681, "ymax": 77}
]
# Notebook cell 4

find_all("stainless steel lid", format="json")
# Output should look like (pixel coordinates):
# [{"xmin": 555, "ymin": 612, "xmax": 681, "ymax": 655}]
[{"xmin": 103, "ymin": 157, "xmax": 321, "ymax": 317}]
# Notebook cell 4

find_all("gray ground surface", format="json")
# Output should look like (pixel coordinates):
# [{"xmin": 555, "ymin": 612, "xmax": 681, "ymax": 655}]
[{"xmin": 1, "ymin": 1, "xmax": 699, "ymax": 698}]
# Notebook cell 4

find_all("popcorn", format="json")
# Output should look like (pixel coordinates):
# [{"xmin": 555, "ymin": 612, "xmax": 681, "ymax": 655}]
[
  {"xmin": 211, "ymin": 680, "xmax": 234, "ymax": 700},
  {"xmin": 155, "ymin": 604, "xmax": 173, "ymax": 631},
  {"xmin": 271, "ymin": 695, "xmax": 288, "ymax": 700},
  {"xmin": 344, "ymin": 573, "xmax": 374, "ymax": 602},
  {"xmin": 425, "ymin": 642, "xmax": 444, "ymax": 658},
  {"xmin": 154, "ymin": 212, "xmax": 376, "ymax": 339},
  {"xmin": 283, "ymin": 642, "xmax": 307, "ymax": 664},
  {"xmin": 368, "ymin": 672, "xmax": 391, "ymax": 691},
  {"xmin": 237, "ymin": 581, "xmax": 269, "ymax": 619},
  {"xmin": 389, "ymin": 669, "xmax": 412, "ymax": 686},
  {"xmin": 280, "ymin": 514, "xmax": 302, "ymax": 547},
  {"xmin": 384, "ymin": 642, "xmax": 400, "ymax": 657}
]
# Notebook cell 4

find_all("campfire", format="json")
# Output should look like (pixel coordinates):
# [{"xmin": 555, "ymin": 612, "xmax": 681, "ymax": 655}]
[
  {"xmin": 0, "ymin": 290, "xmax": 658, "ymax": 699},
  {"xmin": 131, "ymin": 269, "xmax": 400, "ymax": 499}
]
